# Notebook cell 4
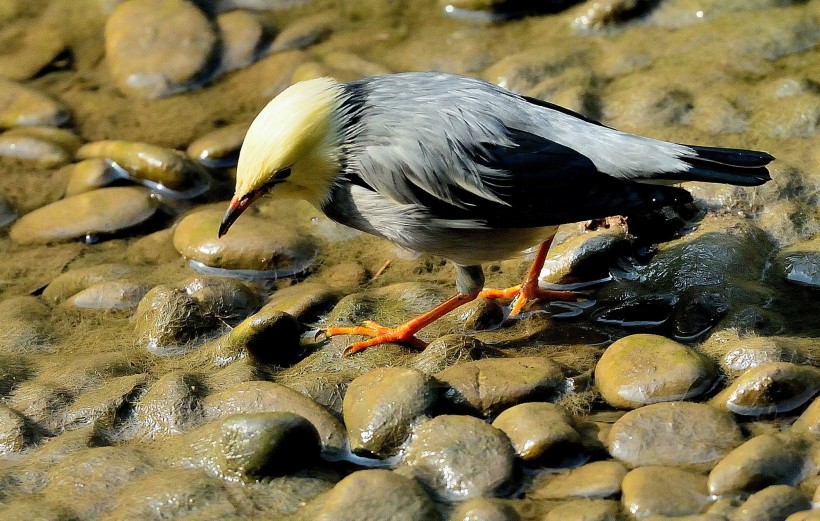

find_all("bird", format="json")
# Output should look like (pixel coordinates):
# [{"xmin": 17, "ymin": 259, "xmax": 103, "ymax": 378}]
[{"xmin": 219, "ymin": 72, "xmax": 773, "ymax": 355}]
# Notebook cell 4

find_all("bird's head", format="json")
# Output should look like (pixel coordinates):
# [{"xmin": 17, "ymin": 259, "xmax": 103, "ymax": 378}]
[{"xmin": 219, "ymin": 77, "xmax": 345, "ymax": 237}]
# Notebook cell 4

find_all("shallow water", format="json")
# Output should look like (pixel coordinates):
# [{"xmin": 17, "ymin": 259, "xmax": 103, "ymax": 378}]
[{"xmin": 0, "ymin": 0, "xmax": 818, "ymax": 519}]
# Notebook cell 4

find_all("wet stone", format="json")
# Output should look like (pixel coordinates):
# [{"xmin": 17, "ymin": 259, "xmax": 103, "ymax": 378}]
[
  {"xmin": 216, "ymin": 10, "xmax": 268, "ymax": 73},
  {"xmin": 186, "ymin": 121, "xmax": 250, "ymax": 168},
  {"xmin": 261, "ymin": 281, "xmax": 339, "ymax": 322},
  {"xmin": 410, "ymin": 334, "xmax": 489, "ymax": 375},
  {"xmin": 0, "ymin": 193, "xmax": 15, "ymax": 227},
  {"xmin": 436, "ymin": 357, "xmax": 565, "ymax": 416},
  {"xmin": 64, "ymin": 280, "xmax": 149, "ymax": 310},
  {"xmin": 270, "ymin": 13, "xmax": 334, "ymax": 53},
  {"xmin": 42, "ymin": 263, "xmax": 138, "ymax": 304},
  {"xmin": 62, "ymin": 373, "xmax": 150, "ymax": 432},
  {"xmin": 731, "ymin": 485, "xmax": 811, "ymax": 521},
  {"xmin": 608, "ymin": 402, "xmax": 743, "ymax": 468},
  {"xmin": 44, "ymin": 446, "xmax": 154, "ymax": 517},
  {"xmin": 621, "ymin": 466, "xmax": 712, "ymax": 519},
  {"xmin": 0, "ymin": 23, "xmax": 67, "ymax": 81},
  {"xmin": 0, "ymin": 78, "xmax": 70, "ymax": 128},
  {"xmin": 791, "ymin": 396, "xmax": 820, "ymax": 436},
  {"xmin": 0, "ymin": 127, "xmax": 79, "ymax": 167},
  {"xmin": 708, "ymin": 433, "xmax": 811, "ymax": 496},
  {"xmin": 0, "ymin": 403, "xmax": 30, "ymax": 455},
  {"xmin": 528, "ymin": 460, "xmax": 627, "ymax": 500},
  {"xmin": 134, "ymin": 371, "xmax": 201, "ymax": 439},
  {"xmin": 174, "ymin": 207, "xmax": 317, "ymax": 275},
  {"xmin": 217, "ymin": 308, "xmax": 301, "ymax": 367},
  {"xmin": 175, "ymin": 412, "xmax": 321, "ymax": 482},
  {"xmin": 701, "ymin": 330, "xmax": 818, "ymax": 378},
  {"xmin": 343, "ymin": 367, "xmax": 437, "ymax": 458},
  {"xmin": 400, "ymin": 415, "xmax": 516, "ymax": 500},
  {"xmin": 709, "ymin": 362, "xmax": 820, "ymax": 416},
  {"xmin": 544, "ymin": 499, "xmax": 622, "ymax": 521},
  {"xmin": 105, "ymin": 0, "xmax": 217, "ymax": 98},
  {"xmin": 62, "ymin": 159, "xmax": 119, "ymax": 196},
  {"xmin": 126, "ymin": 228, "xmax": 180, "ymax": 264},
  {"xmin": 541, "ymin": 226, "xmax": 628, "ymax": 284},
  {"xmin": 134, "ymin": 276, "xmax": 261, "ymax": 356},
  {"xmin": 9, "ymin": 186, "xmax": 159, "ymax": 245},
  {"xmin": 774, "ymin": 234, "xmax": 820, "ymax": 289},
  {"xmin": 107, "ymin": 468, "xmax": 238, "ymax": 521},
  {"xmin": 315, "ymin": 469, "xmax": 439, "ymax": 521},
  {"xmin": 201, "ymin": 380, "xmax": 347, "ymax": 456},
  {"xmin": 450, "ymin": 498, "xmax": 522, "ymax": 521},
  {"xmin": 491, "ymin": 402, "xmax": 582, "ymax": 465},
  {"xmin": 278, "ymin": 369, "xmax": 355, "ymax": 415},
  {"xmin": 594, "ymin": 334, "xmax": 718, "ymax": 409},
  {"xmin": 77, "ymin": 140, "xmax": 209, "ymax": 197},
  {"xmin": 0, "ymin": 295, "xmax": 52, "ymax": 354}
]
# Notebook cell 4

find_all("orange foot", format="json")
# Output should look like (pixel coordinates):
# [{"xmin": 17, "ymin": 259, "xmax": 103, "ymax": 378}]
[
  {"xmin": 325, "ymin": 320, "xmax": 428, "ymax": 356},
  {"xmin": 480, "ymin": 284, "xmax": 578, "ymax": 317}
]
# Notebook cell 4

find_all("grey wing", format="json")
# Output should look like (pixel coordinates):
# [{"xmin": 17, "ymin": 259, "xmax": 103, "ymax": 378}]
[{"xmin": 338, "ymin": 73, "xmax": 694, "ymax": 227}]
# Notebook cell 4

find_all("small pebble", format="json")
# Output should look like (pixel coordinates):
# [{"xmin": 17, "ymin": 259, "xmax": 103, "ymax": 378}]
[{"xmin": 186, "ymin": 121, "xmax": 250, "ymax": 168}]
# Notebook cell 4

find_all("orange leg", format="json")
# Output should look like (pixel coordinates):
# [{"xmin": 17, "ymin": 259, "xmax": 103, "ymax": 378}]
[
  {"xmin": 325, "ymin": 237, "xmax": 578, "ymax": 356},
  {"xmin": 325, "ymin": 291, "xmax": 479, "ymax": 356}
]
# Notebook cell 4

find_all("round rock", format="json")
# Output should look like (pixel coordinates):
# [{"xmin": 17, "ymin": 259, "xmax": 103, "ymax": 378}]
[
  {"xmin": 401, "ymin": 415, "xmax": 515, "ymax": 500},
  {"xmin": 791, "ymin": 396, "xmax": 820, "ymax": 436},
  {"xmin": 774, "ymin": 234, "xmax": 820, "ymax": 289},
  {"xmin": 607, "ymin": 401, "xmax": 743, "ymax": 468},
  {"xmin": 315, "ymin": 469, "xmax": 439, "ymax": 521},
  {"xmin": 105, "ymin": 0, "xmax": 217, "ymax": 98},
  {"xmin": 9, "ymin": 187, "xmax": 158, "ymax": 245},
  {"xmin": 709, "ymin": 362, "xmax": 820, "ymax": 416},
  {"xmin": 343, "ymin": 367, "xmax": 437, "ymax": 458},
  {"xmin": 528, "ymin": 460, "xmax": 627, "ymax": 500},
  {"xmin": 450, "ymin": 498, "xmax": 521, "ymax": 521},
  {"xmin": 201, "ymin": 380, "xmax": 347, "ymax": 456},
  {"xmin": 544, "ymin": 499, "xmax": 621, "ymax": 521},
  {"xmin": 708, "ymin": 433, "xmax": 811, "ymax": 495},
  {"xmin": 731, "ymin": 485, "xmax": 811, "ymax": 521},
  {"xmin": 214, "ymin": 412, "xmax": 321, "ymax": 481},
  {"xmin": 186, "ymin": 121, "xmax": 250, "ymax": 168},
  {"xmin": 0, "ymin": 78, "xmax": 70, "ymax": 128},
  {"xmin": 64, "ymin": 281, "xmax": 148, "ymax": 310},
  {"xmin": 491, "ymin": 402, "xmax": 582, "ymax": 464},
  {"xmin": 174, "ymin": 207, "xmax": 317, "ymax": 275},
  {"xmin": 595, "ymin": 334, "xmax": 718, "ymax": 409},
  {"xmin": 621, "ymin": 466, "xmax": 712, "ymax": 518},
  {"xmin": 436, "ymin": 357, "xmax": 564, "ymax": 415}
]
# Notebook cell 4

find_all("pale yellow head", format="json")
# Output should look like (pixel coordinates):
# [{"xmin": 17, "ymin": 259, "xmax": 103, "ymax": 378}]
[{"xmin": 220, "ymin": 77, "xmax": 345, "ymax": 237}]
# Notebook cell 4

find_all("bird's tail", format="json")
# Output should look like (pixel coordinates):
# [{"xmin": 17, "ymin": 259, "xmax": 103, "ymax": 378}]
[{"xmin": 669, "ymin": 145, "xmax": 774, "ymax": 186}]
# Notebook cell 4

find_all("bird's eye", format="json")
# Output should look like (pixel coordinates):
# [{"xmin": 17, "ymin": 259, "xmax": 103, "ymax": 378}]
[{"xmin": 275, "ymin": 167, "xmax": 292, "ymax": 180}]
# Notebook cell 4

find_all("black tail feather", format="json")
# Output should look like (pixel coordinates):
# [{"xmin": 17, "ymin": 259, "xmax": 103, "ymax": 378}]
[{"xmin": 665, "ymin": 144, "xmax": 774, "ymax": 186}]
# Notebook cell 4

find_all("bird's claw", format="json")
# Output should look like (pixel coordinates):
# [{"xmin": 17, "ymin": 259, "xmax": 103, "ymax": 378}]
[{"xmin": 324, "ymin": 322, "xmax": 428, "ymax": 356}]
